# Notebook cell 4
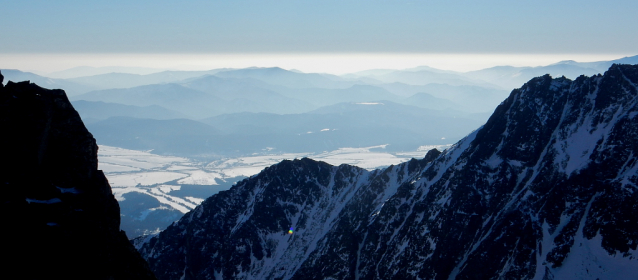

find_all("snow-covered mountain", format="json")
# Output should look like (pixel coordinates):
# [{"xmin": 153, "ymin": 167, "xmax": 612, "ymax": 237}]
[{"xmin": 137, "ymin": 63, "xmax": 638, "ymax": 279}]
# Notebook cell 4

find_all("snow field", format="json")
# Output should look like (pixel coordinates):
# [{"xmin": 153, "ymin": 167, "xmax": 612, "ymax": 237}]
[{"xmin": 99, "ymin": 144, "xmax": 450, "ymax": 216}]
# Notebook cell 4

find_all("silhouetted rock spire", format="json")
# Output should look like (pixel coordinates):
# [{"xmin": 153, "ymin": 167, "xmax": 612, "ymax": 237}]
[{"xmin": 0, "ymin": 71, "xmax": 156, "ymax": 280}]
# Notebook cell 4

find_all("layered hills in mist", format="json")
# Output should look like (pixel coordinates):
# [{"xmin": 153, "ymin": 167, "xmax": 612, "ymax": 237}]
[{"xmin": 6, "ymin": 56, "xmax": 636, "ymax": 158}]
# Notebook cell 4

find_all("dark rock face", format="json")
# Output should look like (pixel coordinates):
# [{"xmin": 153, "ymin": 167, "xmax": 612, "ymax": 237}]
[
  {"xmin": 138, "ymin": 64, "xmax": 638, "ymax": 280},
  {"xmin": 0, "ymin": 71, "xmax": 156, "ymax": 280}
]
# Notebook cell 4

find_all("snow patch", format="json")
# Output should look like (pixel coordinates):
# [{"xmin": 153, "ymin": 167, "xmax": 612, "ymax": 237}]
[{"xmin": 26, "ymin": 198, "xmax": 61, "ymax": 204}]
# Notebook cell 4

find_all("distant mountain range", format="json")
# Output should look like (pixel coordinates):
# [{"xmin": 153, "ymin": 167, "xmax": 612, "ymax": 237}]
[
  {"xmin": 6, "ymin": 55, "xmax": 636, "ymax": 159},
  {"xmin": 85, "ymin": 100, "xmax": 483, "ymax": 157},
  {"xmin": 65, "ymin": 69, "xmax": 231, "ymax": 89},
  {"xmin": 463, "ymin": 55, "xmax": 638, "ymax": 89},
  {"xmin": 6, "ymin": 55, "xmax": 636, "ymax": 119},
  {"xmin": 0, "ymin": 69, "xmax": 98, "ymax": 96},
  {"xmin": 47, "ymin": 66, "xmax": 170, "ymax": 79}
]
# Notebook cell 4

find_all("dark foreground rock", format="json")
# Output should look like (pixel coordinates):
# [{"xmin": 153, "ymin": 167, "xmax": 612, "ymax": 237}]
[{"xmin": 0, "ymin": 71, "xmax": 156, "ymax": 279}]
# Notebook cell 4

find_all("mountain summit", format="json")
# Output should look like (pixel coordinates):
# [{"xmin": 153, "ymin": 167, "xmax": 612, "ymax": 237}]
[{"xmin": 137, "ymin": 64, "xmax": 638, "ymax": 280}]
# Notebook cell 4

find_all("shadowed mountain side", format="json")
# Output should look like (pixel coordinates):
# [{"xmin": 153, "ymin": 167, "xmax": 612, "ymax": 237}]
[
  {"xmin": 1, "ymin": 69, "xmax": 97, "ymax": 96},
  {"xmin": 71, "ymin": 100, "xmax": 188, "ymax": 123}
]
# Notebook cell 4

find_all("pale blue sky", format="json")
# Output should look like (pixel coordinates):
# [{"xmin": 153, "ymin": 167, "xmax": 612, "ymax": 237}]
[{"xmin": 2, "ymin": 0, "xmax": 637, "ymax": 54}]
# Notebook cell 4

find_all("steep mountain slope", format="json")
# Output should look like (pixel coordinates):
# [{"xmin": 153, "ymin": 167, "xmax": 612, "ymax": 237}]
[
  {"xmin": 137, "ymin": 64, "xmax": 638, "ymax": 280},
  {"xmin": 0, "ymin": 71, "xmax": 156, "ymax": 279}
]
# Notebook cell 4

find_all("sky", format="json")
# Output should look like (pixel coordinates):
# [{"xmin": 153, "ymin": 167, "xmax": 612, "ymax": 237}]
[{"xmin": 1, "ymin": 0, "xmax": 637, "ymax": 74}]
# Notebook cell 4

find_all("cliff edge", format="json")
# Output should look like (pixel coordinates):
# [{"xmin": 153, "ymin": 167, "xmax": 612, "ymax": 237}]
[{"xmin": 0, "ymin": 71, "xmax": 156, "ymax": 279}]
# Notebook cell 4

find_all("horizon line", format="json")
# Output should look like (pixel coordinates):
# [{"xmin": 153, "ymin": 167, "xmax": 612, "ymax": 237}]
[{"xmin": 1, "ymin": 52, "xmax": 634, "ymax": 75}]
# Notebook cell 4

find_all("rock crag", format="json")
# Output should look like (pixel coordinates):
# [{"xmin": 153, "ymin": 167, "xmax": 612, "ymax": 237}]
[{"xmin": 0, "ymin": 71, "xmax": 156, "ymax": 279}]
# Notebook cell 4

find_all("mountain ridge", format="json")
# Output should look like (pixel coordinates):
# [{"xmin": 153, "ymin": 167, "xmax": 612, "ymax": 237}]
[{"xmin": 137, "ymin": 64, "xmax": 638, "ymax": 279}]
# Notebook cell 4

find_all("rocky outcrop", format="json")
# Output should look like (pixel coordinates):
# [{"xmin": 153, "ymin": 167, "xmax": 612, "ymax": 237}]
[
  {"xmin": 138, "ymin": 64, "xmax": 638, "ymax": 280},
  {"xmin": 0, "ymin": 71, "xmax": 156, "ymax": 279}
]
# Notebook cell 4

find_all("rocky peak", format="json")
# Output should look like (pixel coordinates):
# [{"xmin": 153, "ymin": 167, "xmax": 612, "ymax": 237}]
[{"xmin": 0, "ymin": 71, "xmax": 156, "ymax": 279}]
